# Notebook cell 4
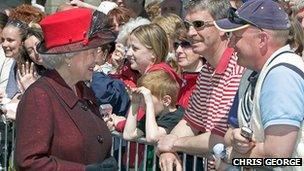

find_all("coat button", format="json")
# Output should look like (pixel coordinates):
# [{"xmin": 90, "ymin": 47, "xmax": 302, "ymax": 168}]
[
  {"xmin": 81, "ymin": 105, "xmax": 88, "ymax": 111},
  {"xmin": 97, "ymin": 135, "xmax": 103, "ymax": 143}
]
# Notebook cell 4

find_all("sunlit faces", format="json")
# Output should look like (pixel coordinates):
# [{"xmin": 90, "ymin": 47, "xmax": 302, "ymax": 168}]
[
  {"xmin": 161, "ymin": 0, "xmax": 182, "ymax": 17},
  {"xmin": 185, "ymin": 10, "xmax": 220, "ymax": 57},
  {"xmin": 126, "ymin": 34, "xmax": 155, "ymax": 74},
  {"xmin": 1, "ymin": 26, "xmax": 23, "ymax": 58},
  {"xmin": 229, "ymin": 28, "xmax": 261, "ymax": 70},
  {"xmin": 174, "ymin": 40, "xmax": 201, "ymax": 71},
  {"xmin": 24, "ymin": 35, "xmax": 43, "ymax": 65},
  {"xmin": 68, "ymin": 48, "xmax": 97, "ymax": 82}
]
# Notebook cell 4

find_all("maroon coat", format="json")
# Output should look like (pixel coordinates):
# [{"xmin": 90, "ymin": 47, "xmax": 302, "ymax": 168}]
[{"xmin": 15, "ymin": 70, "xmax": 112, "ymax": 171}]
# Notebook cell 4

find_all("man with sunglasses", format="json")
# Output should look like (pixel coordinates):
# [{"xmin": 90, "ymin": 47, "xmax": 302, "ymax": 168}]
[
  {"xmin": 157, "ymin": 0, "xmax": 245, "ymax": 170},
  {"xmin": 214, "ymin": 0, "xmax": 304, "ymax": 170}
]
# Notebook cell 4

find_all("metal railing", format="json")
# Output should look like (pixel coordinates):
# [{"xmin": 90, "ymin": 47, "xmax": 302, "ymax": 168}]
[
  {"xmin": 0, "ymin": 123, "xmax": 208, "ymax": 171},
  {"xmin": 110, "ymin": 131, "xmax": 208, "ymax": 171}
]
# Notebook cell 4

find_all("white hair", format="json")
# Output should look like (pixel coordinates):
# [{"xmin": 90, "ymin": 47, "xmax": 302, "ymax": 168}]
[
  {"xmin": 116, "ymin": 17, "xmax": 151, "ymax": 45},
  {"xmin": 40, "ymin": 52, "xmax": 77, "ymax": 69}
]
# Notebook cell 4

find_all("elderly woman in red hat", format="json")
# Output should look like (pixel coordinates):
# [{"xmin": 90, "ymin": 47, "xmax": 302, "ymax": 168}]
[{"xmin": 14, "ymin": 8, "xmax": 117, "ymax": 171}]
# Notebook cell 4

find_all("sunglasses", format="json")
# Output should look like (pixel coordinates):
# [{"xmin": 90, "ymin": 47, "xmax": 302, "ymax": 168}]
[
  {"xmin": 173, "ymin": 40, "xmax": 192, "ymax": 50},
  {"xmin": 183, "ymin": 20, "xmax": 213, "ymax": 30},
  {"xmin": 227, "ymin": 7, "xmax": 264, "ymax": 31},
  {"xmin": 7, "ymin": 19, "xmax": 28, "ymax": 30}
]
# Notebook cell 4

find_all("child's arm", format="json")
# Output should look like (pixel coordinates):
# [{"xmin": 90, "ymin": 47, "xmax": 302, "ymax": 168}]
[
  {"xmin": 137, "ymin": 87, "xmax": 167, "ymax": 143},
  {"xmin": 123, "ymin": 90, "xmax": 144, "ymax": 140}
]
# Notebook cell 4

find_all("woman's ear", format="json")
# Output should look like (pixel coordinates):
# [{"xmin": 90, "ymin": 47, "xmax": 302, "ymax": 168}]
[{"xmin": 162, "ymin": 95, "xmax": 172, "ymax": 107}]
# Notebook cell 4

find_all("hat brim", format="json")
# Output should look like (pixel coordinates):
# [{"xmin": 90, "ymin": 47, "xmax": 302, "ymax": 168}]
[
  {"xmin": 214, "ymin": 19, "xmax": 250, "ymax": 32},
  {"xmin": 37, "ymin": 31, "xmax": 116, "ymax": 55}
]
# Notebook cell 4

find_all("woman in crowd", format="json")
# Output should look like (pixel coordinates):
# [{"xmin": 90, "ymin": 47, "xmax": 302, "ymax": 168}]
[
  {"xmin": 152, "ymin": 13, "xmax": 185, "ymax": 72},
  {"xmin": 0, "ymin": 12, "xmax": 12, "ymax": 91},
  {"xmin": 2, "ymin": 19, "xmax": 28, "ymax": 100},
  {"xmin": 96, "ymin": 7, "xmax": 134, "ymax": 74},
  {"xmin": 15, "ymin": 8, "xmax": 117, "ymax": 171},
  {"xmin": 9, "ymin": 4, "xmax": 45, "ymax": 24},
  {"xmin": 174, "ymin": 26, "xmax": 205, "ymax": 109},
  {"xmin": 108, "ymin": 7, "xmax": 134, "ymax": 36},
  {"xmin": 288, "ymin": 17, "xmax": 304, "ymax": 57}
]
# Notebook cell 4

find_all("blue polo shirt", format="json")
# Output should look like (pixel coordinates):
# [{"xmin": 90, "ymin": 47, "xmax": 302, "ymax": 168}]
[{"xmin": 260, "ymin": 65, "xmax": 304, "ymax": 129}]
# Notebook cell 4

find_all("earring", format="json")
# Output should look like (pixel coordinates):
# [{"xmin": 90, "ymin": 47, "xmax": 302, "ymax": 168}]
[{"xmin": 67, "ymin": 63, "xmax": 71, "ymax": 67}]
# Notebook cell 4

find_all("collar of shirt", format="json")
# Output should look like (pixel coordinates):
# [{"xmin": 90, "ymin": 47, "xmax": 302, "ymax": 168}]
[
  {"xmin": 205, "ymin": 47, "xmax": 234, "ymax": 75},
  {"xmin": 45, "ymin": 70, "xmax": 98, "ymax": 108}
]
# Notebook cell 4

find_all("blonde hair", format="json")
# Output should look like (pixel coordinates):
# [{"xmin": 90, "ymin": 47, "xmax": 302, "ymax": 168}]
[
  {"xmin": 131, "ymin": 23, "xmax": 168, "ymax": 63},
  {"xmin": 152, "ymin": 13, "xmax": 183, "ymax": 41},
  {"xmin": 137, "ymin": 70, "xmax": 180, "ymax": 106},
  {"xmin": 145, "ymin": 1, "xmax": 161, "ymax": 21}
]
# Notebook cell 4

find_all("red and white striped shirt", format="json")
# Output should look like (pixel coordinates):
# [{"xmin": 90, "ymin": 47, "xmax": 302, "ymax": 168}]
[{"xmin": 184, "ymin": 48, "xmax": 244, "ymax": 137}]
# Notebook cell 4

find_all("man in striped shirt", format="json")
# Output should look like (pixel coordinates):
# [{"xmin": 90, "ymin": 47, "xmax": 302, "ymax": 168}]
[{"xmin": 157, "ymin": 0, "xmax": 244, "ymax": 170}]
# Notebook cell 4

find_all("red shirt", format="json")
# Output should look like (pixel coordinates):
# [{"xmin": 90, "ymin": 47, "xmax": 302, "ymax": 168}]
[
  {"xmin": 178, "ymin": 72, "xmax": 199, "ymax": 109},
  {"xmin": 183, "ymin": 48, "xmax": 245, "ymax": 137}
]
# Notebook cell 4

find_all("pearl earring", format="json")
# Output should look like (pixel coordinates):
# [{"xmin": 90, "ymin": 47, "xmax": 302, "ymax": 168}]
[{"xmin": 67, "ymin": 63, "xmax": 71, "ymax": 67}]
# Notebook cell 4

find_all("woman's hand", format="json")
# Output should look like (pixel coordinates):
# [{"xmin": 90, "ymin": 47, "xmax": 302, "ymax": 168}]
[
  {"xmin": 18, "ymin": 62, "xmax": 38, "ymax": 93},
  {"xmin": 111, "ymin": 43, "xmax": 126, "ymax": 71},
  {"xmin": 111, "ymin": 114, "xmax": 126, "ymax": 127},
  {"xmin": 103, "ymin": 113, "xmax": 126, "ymax": 132}
]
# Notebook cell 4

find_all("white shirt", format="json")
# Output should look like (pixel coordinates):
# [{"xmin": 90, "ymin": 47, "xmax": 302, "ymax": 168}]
[{"xmin": 0, "ymin": 46, "xmax": 14, "ymax": 92}]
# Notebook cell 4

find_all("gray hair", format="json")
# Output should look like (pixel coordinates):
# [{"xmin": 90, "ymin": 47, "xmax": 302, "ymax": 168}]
[
  {"xmin": 185, "ymin": 0, "xmax": 231, "ymax": 20},
  {"xmin": 40, "ymin": 52, "xmax": 77, "ymax": 69},
  {"xmin": 116, "ymin": 17, "xmax": 151, "ymax": 45}
]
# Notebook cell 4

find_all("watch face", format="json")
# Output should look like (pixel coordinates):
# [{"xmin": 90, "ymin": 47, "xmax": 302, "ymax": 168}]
[{"xmin": 241, "ymin": 126, "xmax": 253, "ymax": 140}]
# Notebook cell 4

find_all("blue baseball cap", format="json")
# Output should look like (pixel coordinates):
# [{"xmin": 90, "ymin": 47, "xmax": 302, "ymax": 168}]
[{"xmin": 215, "ymin": 0, "xmax": 290, "ymax": 32}]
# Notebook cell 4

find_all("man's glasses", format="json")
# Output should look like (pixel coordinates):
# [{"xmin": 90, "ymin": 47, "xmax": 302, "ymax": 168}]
[
  {"xmin": 183, "ymin": 20, "xmax": 213, "ymax": 30},
  {"xmin": 173, "ymin": 40, "xmax": 192, "ymax": 50},
  {"xmin": 227, "ymin": 7, "xmax": 263, "ymax": 31}
]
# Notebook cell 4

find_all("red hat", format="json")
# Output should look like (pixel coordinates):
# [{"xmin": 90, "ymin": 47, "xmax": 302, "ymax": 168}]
[{"xmin": 37, "ymin": 8, "xmax": 116, "ymax": 54}]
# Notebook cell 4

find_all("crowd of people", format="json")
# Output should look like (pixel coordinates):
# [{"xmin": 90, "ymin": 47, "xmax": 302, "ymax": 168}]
[{"xmin": 0, "ymin": 0, "xmax": 303, "ymax": 171}]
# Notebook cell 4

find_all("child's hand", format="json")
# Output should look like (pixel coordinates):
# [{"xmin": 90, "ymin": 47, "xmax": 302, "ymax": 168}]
[
  {"xmin": 136, "ymin": 86, "xmax": 153, "ymax": 103},
  {"xmin": 130, "ymin": 88, "xmax": 143, "ymax": 105}
]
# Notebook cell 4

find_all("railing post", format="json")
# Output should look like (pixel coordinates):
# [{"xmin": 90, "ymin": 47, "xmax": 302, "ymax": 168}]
[
  {"xmin": 152, "ymin": 146, "xmax": 156, "ymax": 171},
  {"xmin": 126, "ymin": 141, "xmax": 130, "ymax": 171},
  {"xmin": 134, "ymin": 142, "xmax": 139, "ymax": 171},
  {"xmin": 143, "ymin": 145, "xmax": 148, "ymax": 171}
]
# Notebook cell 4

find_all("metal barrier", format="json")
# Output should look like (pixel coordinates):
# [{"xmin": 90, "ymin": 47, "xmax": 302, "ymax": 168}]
[
  {"xmin": 0, "ymin": 123, "xmax": 208, "ymax": 171},
  {"xmin": 110, "ymin": 131, "xmax": 208, "ymax": 171},
  {"xmin": 0, "ymin": 118, "xmax": 15, "ymax": 171}
]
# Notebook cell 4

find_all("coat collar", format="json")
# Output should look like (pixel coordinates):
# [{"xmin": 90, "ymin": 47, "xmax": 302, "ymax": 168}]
[{"xmin": 45, "ymin": 70, "xmax": 98, "ymax": 108}]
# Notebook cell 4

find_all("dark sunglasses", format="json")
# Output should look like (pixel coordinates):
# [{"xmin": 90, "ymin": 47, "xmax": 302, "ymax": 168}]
[
  {"xmin": 183, "ymin": 20, "xmax": 213, "ymax": 30},
  {"xmin": 227, "ymin": 7, "xmax": 263, "ymax": 31},
  {"xmin": 173, "ymin": 40, "xmax": 192, "ymax": 50}
]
